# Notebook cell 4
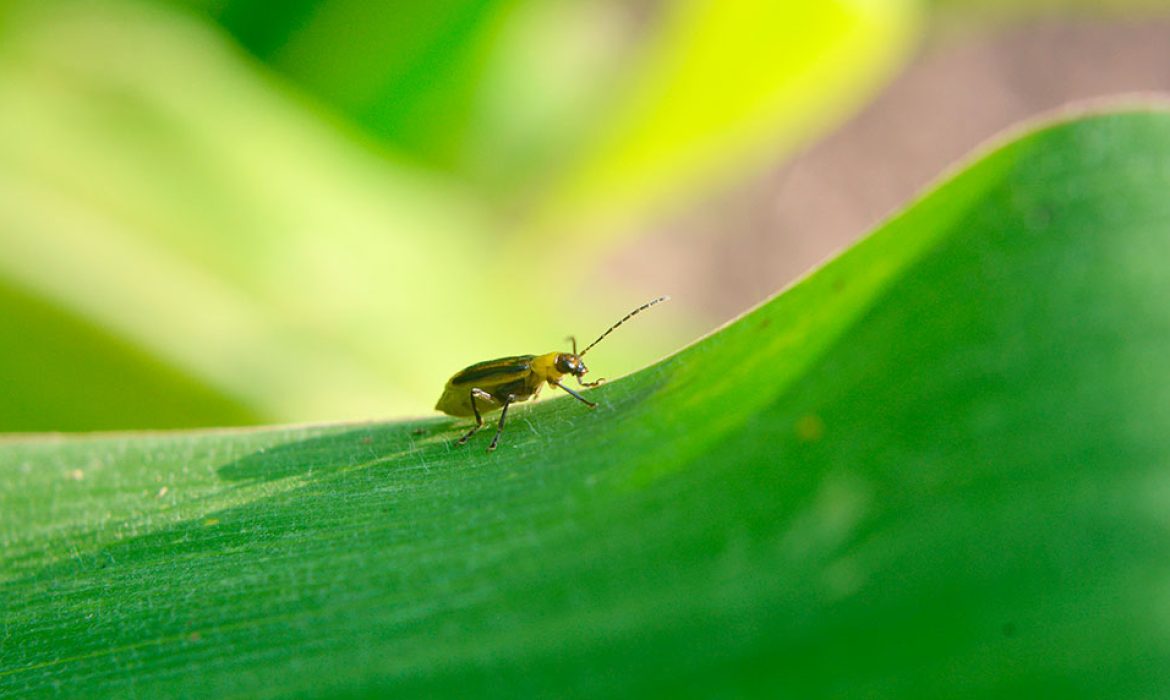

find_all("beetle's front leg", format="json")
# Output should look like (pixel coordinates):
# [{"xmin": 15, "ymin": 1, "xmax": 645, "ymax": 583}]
[
  {"xmin": 577, "ymin": 376, "xmax": 606, "ymax": 388},
  {"xmin": 457, "ymin": 388, "xmax": 494, "ymax": 445},
  {"xmin": 550, "ymin": 380, "xmax": 597, "ymax": 409}
]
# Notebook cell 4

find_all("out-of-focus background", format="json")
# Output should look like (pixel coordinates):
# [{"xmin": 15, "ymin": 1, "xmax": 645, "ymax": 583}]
[{"xmin": 0, "ymin": 0, "xmax": 1167, "ymax": 432}]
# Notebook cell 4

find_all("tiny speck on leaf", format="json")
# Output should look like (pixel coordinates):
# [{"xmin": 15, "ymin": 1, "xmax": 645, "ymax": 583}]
[{"xmin": 795, "ymin": 414, "xmax": 825, "ymax": 442}]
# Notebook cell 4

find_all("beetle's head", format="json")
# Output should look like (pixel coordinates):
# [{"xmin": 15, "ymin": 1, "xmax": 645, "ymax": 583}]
[{"xmin": 554, "ymin": 353, "xmax": 587, "ymax": 378}]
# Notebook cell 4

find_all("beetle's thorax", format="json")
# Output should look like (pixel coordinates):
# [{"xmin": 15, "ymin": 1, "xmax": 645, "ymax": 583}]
[{"xmin": 530, "ymin": 352, "xmax": 564, "ymax": 382}]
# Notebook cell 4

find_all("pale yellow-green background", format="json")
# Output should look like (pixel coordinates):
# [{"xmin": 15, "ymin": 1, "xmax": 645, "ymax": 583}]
[{"xmin": 0, "ymin": 0, "xmax": 1164, "ymax": 430}]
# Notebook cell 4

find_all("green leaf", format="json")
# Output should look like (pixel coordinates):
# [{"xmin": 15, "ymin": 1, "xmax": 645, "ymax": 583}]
[{"xmin": 5, "ymin": 107, "xmax": 1170, "ymax": 696}]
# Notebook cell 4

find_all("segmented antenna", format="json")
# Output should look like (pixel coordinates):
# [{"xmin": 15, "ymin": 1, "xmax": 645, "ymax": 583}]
[{"xmin": 579, "ymin": 295, "xmax": 671, "ymax": 356}]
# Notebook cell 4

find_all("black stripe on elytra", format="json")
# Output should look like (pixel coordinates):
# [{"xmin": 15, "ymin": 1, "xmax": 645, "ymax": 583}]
[{"xmin": 451, "ymin": 355, "xmax": 535, "ymax": 386}]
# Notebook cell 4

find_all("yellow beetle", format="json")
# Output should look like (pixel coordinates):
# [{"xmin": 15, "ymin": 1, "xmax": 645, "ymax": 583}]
[{"xmin": 436, "ymin": 296, "xmax": 669, "ymax": 451}]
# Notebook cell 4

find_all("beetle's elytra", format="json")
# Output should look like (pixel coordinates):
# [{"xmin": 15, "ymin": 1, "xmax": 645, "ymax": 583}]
[{"xmin": 435, "ymin": 296, "xmax": 670, "ymax": 451}]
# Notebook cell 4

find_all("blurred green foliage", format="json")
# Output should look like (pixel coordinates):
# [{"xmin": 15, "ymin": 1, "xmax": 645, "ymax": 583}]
[
  {"xmin": 0, "ymin": 0, "xmax": 918, "ymax": 430},
  {"xmin": 0, "ymin": 277, "xmax": 260, "ymax": 430}
]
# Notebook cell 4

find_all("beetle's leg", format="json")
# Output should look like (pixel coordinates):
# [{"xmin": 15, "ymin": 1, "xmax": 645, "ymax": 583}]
[
  {"xmin": 457, "ymin": 388, "xmax": 493, "ymax": 445},
  {"xmin": 577, "ymin": 375, "xmax": 606, "ymax": 388},
  {"xmin": 487, "ymin": 395, "xmax": 516, "ymax": 452},
  {"xmin": 550, "ymin": 380, "xmax": 597, "ymax": 409},
  {"xmin": 565, "ymin": 335, "xmax": 578, "ymax": 354}
]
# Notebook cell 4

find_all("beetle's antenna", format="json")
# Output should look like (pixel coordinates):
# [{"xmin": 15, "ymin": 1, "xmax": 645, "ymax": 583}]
[{"xmin": 579, "ymin": 296, "xmax": 670, "ymax": 356}]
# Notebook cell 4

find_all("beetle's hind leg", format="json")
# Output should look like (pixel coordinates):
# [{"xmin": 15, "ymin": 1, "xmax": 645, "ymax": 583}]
[
  {"xmin": 457, "ymin": 388, "xmax": 494, "ymax": 445},
  {"xmin": 487, "ymin": 395, "xmax": 516, "ymax": 452}
]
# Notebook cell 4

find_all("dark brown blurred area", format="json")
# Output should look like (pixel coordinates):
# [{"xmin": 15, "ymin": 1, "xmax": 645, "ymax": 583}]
[{"xmin": 604, "ymin": 19, "xmax": 1170, "ymax": 321}]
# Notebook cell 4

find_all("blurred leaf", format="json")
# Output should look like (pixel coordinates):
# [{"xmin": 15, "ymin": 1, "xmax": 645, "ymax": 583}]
[
  {"xmin": 529, "ymin": 0, "xmax": 920, "ymax": 245},
  {"xmin": 257, "ymin": 0, "xmax": 515, "ymax": 170},
  {"xmin": 5, "ymin": 108, "xmax": 1170, "ymax": 695},
  {"xmin": 0, "ymin": 276, "xmax": 260, "ymax": 431},
  {"xmin": 0, "ymin": 0, "xmax": 544, "ymax": 426},
  {"xmin": 170, "ymin": 0, "xmax": 920, "ymax": 222},
  {"xmin": 173, "ymin": 0, "xmax": 630, "ymax": 188}
]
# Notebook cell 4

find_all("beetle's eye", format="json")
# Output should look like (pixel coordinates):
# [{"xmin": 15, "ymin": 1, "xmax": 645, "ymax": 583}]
[{"xmin": 555, "ymin": 355, "xmax": 574, "ymax": 373}]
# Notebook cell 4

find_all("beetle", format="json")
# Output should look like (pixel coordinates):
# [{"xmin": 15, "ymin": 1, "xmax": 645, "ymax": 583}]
[{"xmin": 436, "ymin": 296, "xmax": 670, "ymax": 451}]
